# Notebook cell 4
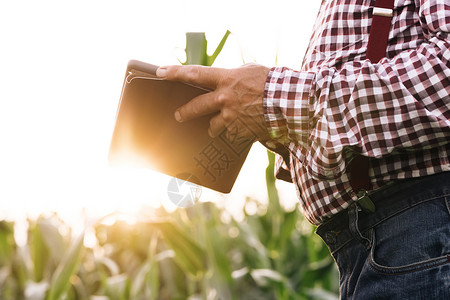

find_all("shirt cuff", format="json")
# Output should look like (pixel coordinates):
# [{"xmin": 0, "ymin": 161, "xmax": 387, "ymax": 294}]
[{"xmin": 263, "ymin": 67, "xmax": 316, "ymax": 151}]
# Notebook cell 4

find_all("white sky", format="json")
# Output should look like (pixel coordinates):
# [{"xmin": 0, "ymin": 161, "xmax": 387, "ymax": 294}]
[{"xmin": 0, "ymin": 0, "xmax": 320, "ymax": 224}]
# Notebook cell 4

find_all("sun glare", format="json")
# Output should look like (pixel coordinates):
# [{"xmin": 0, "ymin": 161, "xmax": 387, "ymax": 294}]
[{"xmin": 0, "ymin": 0, "xmax": 320, "ymax": 223}]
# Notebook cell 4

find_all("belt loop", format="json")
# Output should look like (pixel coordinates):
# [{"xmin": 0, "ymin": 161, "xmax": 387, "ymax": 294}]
[{"xmin": 348, "ymin": 203, "xmax": 372, "ymax": 250}]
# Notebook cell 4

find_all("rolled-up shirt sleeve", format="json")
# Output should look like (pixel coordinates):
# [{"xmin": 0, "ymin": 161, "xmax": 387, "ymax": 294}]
[{"xmin": 263, "ymin": 0, "xmax": 450, "ymax": 181}]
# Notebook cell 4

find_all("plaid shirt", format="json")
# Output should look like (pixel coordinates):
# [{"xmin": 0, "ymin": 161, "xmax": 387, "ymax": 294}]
[{"xmin": 263, "ymin": 0, "xmax": 450, "ymax": 225}]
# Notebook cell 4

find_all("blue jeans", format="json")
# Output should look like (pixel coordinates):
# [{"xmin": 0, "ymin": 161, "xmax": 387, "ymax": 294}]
[{"xmin": 316, "ymin": 172, "xmax": 450, "ymax": 299}]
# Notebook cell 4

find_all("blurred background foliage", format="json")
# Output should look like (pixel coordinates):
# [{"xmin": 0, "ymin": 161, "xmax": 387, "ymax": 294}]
[
  {"xmin": 0, "ymin": 32, "xmax": 339, "ymax": 299},
  {"xmin": 0, "ymin": 152, "xmax": 338, "ymax": 300}
]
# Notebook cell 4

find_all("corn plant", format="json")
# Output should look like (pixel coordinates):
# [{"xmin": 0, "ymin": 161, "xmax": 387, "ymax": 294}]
[{"xmin": 182, "ymin": 31, "xmax": 231, "ymax": 66}]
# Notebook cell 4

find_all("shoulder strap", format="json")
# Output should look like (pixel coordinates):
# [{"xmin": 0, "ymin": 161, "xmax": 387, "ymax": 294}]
[
  {"xmin": 367, "ymin": 0, "xmax": 396, "ymax": 62},
  {"xmin": 349, "ymin": 0, "xmax": 395, "ymax": 194}
]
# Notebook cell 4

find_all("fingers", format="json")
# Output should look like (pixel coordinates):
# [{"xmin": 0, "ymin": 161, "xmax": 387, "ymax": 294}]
[
  {"xmin": 157, "ymin": 65, "xmax": 231, "ymax": 123},
  {"xmin": 175, "ymin": 91, "xmax": 224, "ymax": 122},
  {"xmin": 156, "ymin": 63, "xmax": 269, "ymax": 141},
  {"xmin": 208, "ymin": 113, "xmax": 227, "ymax": 138},
  {"xmin": 156, "ymin": 65, "xmax": 226, "ymax": 90},
  {"xmin": 208, "ymin": 113, "xmax": 260, "ymax": 140}
]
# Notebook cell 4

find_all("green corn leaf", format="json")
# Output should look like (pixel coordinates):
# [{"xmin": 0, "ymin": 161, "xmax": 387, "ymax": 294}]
[
  {"xmin": 207, "ymin": 30, "xmax": 231, "ymax": 66},
  {"xmin": 46, "ymin": 232, "xmax": 84, "ymax": 300},
  {"xmin": 250, "ymin": 268, "xmax": 286, "ymax": 287},
  {"xmin": 0, "ymin": 220, "xmax": 15, "ymax": 266},
  {"xmin": 37, "ymin": 218, "xmax": 66, "ymax": 263},
  {"xmin": 266, "ymin": 150, "xmax": 281, "ymax": 211},
  {"xmin": 153, "ymin": 221, "xmax": 206, "ymax": 280},
  {"xmin": 145, "ymin": 258, "xmax": 159, "ymax": 300},
  {"xmin": 104, "ymin": 273, "xmax": 130, "ymax": 300},
  {"xmin": 184, "ymin": 30, "xmax": 231, "ymax": 66},
  {"xmin": 29, "ymin": 219, "xmax": 49, "ymax": 282},
  {"xmin": 130, "ymin": 233, "xmax": 159, "ymax": 300},
  {"xmin": 277, "ymin": 210, "xmax": 299, "ymax": 255},
  {"xmin": 306, "ymin": 288, "xmax": 339, "ymax": 300},
  {"xmin": 11, "ymin": 245, "xmax": 30, "ymax": 292}
]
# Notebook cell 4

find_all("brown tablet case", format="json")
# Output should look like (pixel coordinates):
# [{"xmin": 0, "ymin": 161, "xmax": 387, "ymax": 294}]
[{"xmin": 108, "ymin": 60, "xmax": 254, "ymax": 193}]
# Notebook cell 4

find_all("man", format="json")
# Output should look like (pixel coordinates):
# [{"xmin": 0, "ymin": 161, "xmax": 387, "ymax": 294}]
[{"xmin": 156, "ymin": 0, "xmax": 449, "ymax": 298}]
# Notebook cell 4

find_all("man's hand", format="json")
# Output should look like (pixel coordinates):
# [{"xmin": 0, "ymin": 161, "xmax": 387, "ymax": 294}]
[{"xmin": 156, "ymin": 64, "xmax": 271, "ymax": 141}]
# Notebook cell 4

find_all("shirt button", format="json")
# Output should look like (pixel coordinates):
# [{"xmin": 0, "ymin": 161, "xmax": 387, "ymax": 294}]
[{"xmin": 324, "ymin": 231, "xmax": 337, "ymax": 245}]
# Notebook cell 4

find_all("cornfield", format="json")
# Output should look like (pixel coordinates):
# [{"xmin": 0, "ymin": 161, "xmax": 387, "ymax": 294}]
[{"xmin": 0, "ymin": 32, "xmax": 339, "ymax": 300}]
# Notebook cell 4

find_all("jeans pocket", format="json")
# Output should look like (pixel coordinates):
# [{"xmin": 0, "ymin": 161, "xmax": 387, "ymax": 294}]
[{"xmin": 368, "ymin": 196, "xmax": 450, "ymax": 275}]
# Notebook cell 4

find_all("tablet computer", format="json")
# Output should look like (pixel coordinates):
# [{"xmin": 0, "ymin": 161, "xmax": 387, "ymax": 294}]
[{"xmin": 108, "ymin": 60, "xmax": 254, "ymax": 193}]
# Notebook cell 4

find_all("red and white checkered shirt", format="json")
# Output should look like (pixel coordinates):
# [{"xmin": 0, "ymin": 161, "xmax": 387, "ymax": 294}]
[{"xmin": 263, "ymin": 0, "xmax": 450, "ymax": 225}]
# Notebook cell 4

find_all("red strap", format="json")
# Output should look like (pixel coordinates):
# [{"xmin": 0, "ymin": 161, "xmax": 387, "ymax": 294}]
[
  {"xmin": 350, "ymin": 0, "xmax": 394, "ymax": 193},
  {"xmin": 366, "ymin": 0, "xmax": 395, "ymax": 62}
]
